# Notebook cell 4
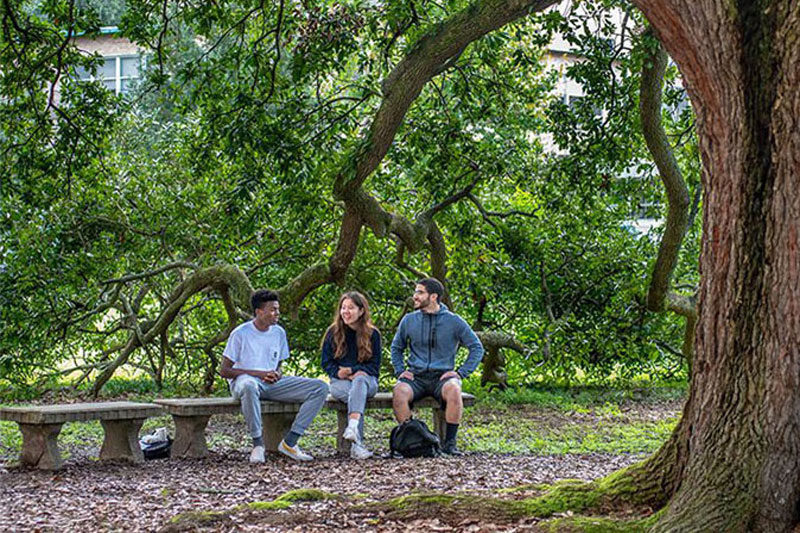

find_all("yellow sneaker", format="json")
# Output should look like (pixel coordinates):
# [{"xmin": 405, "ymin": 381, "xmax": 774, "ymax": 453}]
[{"xmin": 278, "ymin": 440, "xmax": 313, "ymax": 461}]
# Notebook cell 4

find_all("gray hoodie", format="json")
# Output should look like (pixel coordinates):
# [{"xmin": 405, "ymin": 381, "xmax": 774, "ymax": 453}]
[{"xmin": 390, "ymin": 304, "xmax": 484, "ymax": 378}]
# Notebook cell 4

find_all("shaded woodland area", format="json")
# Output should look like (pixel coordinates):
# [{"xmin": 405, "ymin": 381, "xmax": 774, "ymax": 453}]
[{"xmin": 1, "ymin": 0, "xmax": 798, "ymax": 530}]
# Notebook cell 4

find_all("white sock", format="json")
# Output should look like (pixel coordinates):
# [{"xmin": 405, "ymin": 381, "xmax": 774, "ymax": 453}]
[{"xmin": 347, "ymin": 418, "xmax": 359, "ymax": 430}]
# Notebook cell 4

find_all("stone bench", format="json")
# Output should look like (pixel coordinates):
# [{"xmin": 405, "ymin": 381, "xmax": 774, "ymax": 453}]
[
  {"xmin": 156, "ymin": 392, "xmax": 475, "ymax": 458},
  {"xmin": 0, "ymin": 401, "xmax": 163, "ymax": 470},
  {"xmin": 154, "ymin": 397, "xmax": 302, "ymax": 458}
]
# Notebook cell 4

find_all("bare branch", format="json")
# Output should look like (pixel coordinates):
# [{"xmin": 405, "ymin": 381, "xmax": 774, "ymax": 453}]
[
  {"xmin": 420, "ymin": 168, "xmax": 480, "ymax": 220},
  {"xmin": 102, "ymin": 261, "xmax": 199, "ymax": 285}
]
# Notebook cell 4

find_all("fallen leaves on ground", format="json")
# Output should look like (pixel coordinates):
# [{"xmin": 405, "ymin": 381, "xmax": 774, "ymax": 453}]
[{"xmin": 0, "ymin": 450, "xmax": 643, "ymax": 532}]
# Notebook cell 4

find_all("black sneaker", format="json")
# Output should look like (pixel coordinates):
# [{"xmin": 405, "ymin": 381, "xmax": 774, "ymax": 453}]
[{"xmin": 441, "ymin": 440, "xmax": 464, "ymax": 456}]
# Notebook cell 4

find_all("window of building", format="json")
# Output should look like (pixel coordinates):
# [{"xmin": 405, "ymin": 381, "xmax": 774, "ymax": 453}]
[{"xmin": 75, "ymin": 55, "xmax": 141, "ymax": 95}]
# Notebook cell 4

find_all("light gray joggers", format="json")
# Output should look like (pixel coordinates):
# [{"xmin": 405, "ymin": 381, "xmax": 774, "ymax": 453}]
[{"xmin": 231, "ymin": 374, "xmax": 329, "ymax": 439}]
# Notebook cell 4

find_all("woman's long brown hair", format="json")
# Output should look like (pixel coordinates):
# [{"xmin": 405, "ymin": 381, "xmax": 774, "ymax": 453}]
[{"xmin": 322, "ymin": 291, "xmax": 376, "ymax": 363}]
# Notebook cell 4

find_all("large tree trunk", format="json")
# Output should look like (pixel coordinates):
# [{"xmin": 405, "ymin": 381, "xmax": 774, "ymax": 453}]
[{"xmin": 629, "ymin": 1, "xmax": 800, "ymax": 530}]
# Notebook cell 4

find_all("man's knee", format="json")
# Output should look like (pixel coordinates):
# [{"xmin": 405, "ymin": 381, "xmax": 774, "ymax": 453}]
[
  {"xmin": 393, "ymin": 382, "xmax": 412, "ymax": 402},
  {"xmin": 313, "ymin": 379, "xmax": 329, "ymax": 397},
  {"xmin": 441, "ymin": 380, "xmax": 462, "ymax": 402},
  {"xmin": 235, "ymin": 379, "xmax": 259, "ymax": 399}
]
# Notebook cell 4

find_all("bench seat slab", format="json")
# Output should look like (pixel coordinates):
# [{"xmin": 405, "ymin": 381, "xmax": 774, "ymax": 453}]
[{"xmin": 0, "ymin": 402, "xmax": 162, "ymax": 425}]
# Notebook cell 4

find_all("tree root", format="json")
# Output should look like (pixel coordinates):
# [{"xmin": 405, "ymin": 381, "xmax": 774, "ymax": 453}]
[
  {"xmin": 373, "ymin": 457, "xmax": 675, "ymax": 524},
  {"xmin": 160, "ymin": 489, "xmax": 337, "ymax": 532}
]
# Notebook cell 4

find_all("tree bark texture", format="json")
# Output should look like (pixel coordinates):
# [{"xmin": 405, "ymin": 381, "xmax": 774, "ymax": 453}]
[{"xmin": 630, "ymin": 1, "xmax": 800, "ymax": 530}]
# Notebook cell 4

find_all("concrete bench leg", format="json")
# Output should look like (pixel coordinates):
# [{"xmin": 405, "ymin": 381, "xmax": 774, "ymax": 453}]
[
  {"xmin": 171, "ymin": 415, "xmax": 211, "ymax": 458},
  {"xmin": 19, "ymin": 423, "xmax": 64, "ymax": 470},
  {"xmin": 100, "ymin": 418, "xmax": 145, "ymax": 463},
  {"xmin": 262, "ymin": 413, "xmax": 295, "ymax": 452},
  {"xmin": 335, "ymin": 410, "xmax": 351, "ymax": 455},
  {"xmin": 432, "ymin": 408, "xmax": 446, "ymax": 443}
]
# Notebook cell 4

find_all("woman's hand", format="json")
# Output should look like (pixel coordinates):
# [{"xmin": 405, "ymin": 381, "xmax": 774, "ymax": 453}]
[
  {"xmin": 337, "ymin": 367, "xmax": 353, "ymax": 379},
  {"xmin": 350, "ymin": 370, "xmax": 368, "ymax": 380}
]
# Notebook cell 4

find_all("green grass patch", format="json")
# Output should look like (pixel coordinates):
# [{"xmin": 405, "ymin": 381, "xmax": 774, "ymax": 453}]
[
  {"xmin": 2, "ymin": 386, "xmax": 680, "ymax": 460},
  {"xmin": 462, "ymin": 416, "xmax": 678, "ymax": 455},
  {"xmin": 472, "ymin": 384, "xmax": 687, "ymax": 411},
  {"xmin": 0, "ymin": 420, "xmax": 22, "ymax": 457}
]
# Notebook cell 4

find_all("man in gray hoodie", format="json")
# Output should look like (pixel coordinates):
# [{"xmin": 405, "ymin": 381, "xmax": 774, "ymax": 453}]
[{"xmin": 391, "ymin": 278, "xmax": 484, "ymax": 455}]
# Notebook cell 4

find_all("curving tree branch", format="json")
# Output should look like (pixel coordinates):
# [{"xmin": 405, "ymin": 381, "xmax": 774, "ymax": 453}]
[
  {"xmin": 91, "ymin": 264, "xmax": 253, "ymax": 394},
  {"xmin": 639, "ymin": 28, "xmax": 697, "ymax": 360},
  {"xmin": 83, "ymin": 0, "xmax": 560, "ymax": 392},
  {"xmin": 333, "ymin": 0, "xmax": 559, "ymax": 198}
]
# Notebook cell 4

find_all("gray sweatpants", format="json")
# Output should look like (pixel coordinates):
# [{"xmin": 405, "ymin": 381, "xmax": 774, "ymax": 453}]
[
  {"xmin": 231, "ymin": 374, "xmax": 329, "ymax": 439},
  {"xmin": 329, "ymin": 375, "xmax": 378, "ymax": 439}
]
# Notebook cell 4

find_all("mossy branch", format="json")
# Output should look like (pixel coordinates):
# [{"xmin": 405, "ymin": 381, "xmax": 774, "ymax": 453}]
[
  {"xmin": 639, "ymin": 28, "xmax": 697, "ymax": 363},
  {"xmin": 333, "ymin": 0, "xmax": 560, "ymax": 198},
  {"xmin": 270, "ymin": 0, "xmax": 558, "ymax": 320},
  {"xmin": 91, "ymin": 264, "xmax": 254, "ymax": 395},
  {"xmin": 162, "ymin": 489, "xmax": 337, "ymax": 532}
]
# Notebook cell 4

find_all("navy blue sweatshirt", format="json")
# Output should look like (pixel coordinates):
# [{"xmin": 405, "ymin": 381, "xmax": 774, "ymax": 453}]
[{"xmin": 321, "ymin": 327, "xmax": 382, "ymax": 379}]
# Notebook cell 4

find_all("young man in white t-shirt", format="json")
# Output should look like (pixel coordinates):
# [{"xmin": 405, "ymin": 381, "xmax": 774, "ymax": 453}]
[{"xmin": 221, "ymin": 289, "xmax": 329, "ymax": 463}]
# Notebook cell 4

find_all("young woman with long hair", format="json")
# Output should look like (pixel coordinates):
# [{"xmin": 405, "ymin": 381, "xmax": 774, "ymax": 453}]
[{"xmin": 321, "ymin": 291, "xmax": 381, "ymax": 459}]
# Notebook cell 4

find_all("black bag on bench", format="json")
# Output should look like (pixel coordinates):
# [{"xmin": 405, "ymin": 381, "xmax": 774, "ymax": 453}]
[{"xmin": 390, "ymin": 418, "xmax": 440, "ymax": 458}]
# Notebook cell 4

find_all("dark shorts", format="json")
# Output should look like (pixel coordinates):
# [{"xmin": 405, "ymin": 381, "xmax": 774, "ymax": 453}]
[{"xmin": 398, "ymin": 370, "xmax": 461, "ymax": 407}]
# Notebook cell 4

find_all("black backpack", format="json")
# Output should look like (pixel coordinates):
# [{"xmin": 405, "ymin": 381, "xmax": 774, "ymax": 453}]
[
  {"xmin": 139, "ymin": 430, "xmax": 172, "ymax": 460},
  {"xmin": 390, "ymin": 418, "xmax": 441, "ymax": 458}
]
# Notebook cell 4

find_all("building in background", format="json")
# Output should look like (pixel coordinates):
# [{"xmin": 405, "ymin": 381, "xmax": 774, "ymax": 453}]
[{"xmin": 72, "ymin": 27, "xmax": 141, "ymax": 96}]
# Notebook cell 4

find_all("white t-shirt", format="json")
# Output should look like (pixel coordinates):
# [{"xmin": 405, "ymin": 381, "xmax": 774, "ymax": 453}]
[{"xmin": 223, "ymin": 321, "xmax": 289, "ymax": 373}]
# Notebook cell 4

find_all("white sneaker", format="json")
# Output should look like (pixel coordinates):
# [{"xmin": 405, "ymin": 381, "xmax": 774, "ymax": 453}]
[
  {"xmin": 249, "ymin": 445, "xmax": 265, "ymax": 463},
  {"xmin": 350, "ymin": 441, "xmax": 373, "ymax": 460},
  {"xmin": 278, "ymin": 440, "xmax": 314, "ymax": 461},
  {"xmin": 343, "ymin": 420, "xmax": 359, "ymax": 442}
]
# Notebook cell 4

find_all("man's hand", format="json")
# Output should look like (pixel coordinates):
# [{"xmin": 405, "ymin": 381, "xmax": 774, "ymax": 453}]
[
  {"xmin": 439, "ymin": 370, "xmax": 460, "ymax": 381},
  {"xmin": 350, "ymin": 370, "xmax": 368, "ymax": 380},
  {"xmin": 263, "ymin": 370, "xmax": 281, "ymax": 384},
  {"xmin": 250, "ymin": 370, "xmax": 272, "ymax": 381},
  {"xmin": 337, "ymin": 367, "xmax": 353, "ymax": 379},
  {"xmin": 399, "ymin": 370, "xmax": 415, "ymax": 381}
]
